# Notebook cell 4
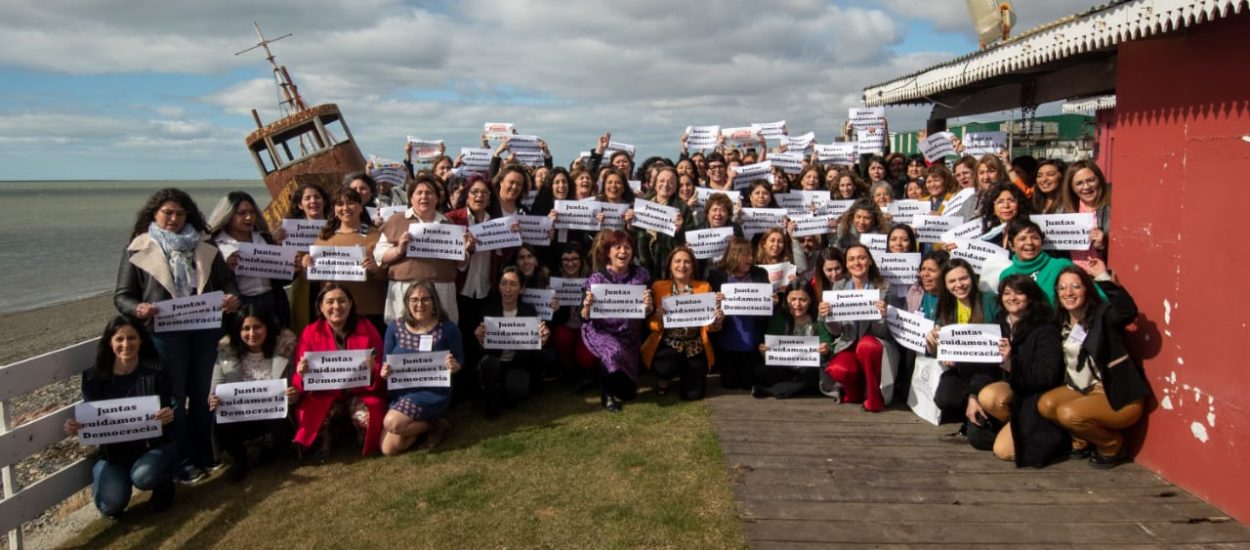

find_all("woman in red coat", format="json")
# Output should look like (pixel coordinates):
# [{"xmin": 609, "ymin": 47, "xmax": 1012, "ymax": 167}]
[{"xmin": 292, "ymin": 283, "xmax": 386, "ymax": 460}]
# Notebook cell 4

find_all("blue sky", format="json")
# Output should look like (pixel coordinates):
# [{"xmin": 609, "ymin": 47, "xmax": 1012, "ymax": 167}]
[{"xmin": 0, "ymin": 0, "xmax": 1101, "ymax": 180}]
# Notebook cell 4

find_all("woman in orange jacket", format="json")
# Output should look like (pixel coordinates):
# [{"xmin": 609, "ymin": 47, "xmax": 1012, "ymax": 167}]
[{"xmin": 641, "ymin": 246, "xmax": 723, "ymax": 400}]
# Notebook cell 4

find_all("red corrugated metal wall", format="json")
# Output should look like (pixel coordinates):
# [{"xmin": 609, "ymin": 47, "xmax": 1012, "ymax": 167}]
[{"xmin": 1113, "ymin": 12, "xmax": 1250, "ymax": 523}]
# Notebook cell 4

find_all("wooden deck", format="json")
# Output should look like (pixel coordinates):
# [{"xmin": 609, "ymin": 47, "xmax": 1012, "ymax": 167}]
[{"xmin": 707, "ymin": 392, "xmax": 1250, "ymax": 549}]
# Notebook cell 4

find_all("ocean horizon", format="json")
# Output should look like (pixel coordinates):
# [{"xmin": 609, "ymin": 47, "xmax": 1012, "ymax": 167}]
[{"xmin": 0, "ymin": 179, "xmax": 269, "ymax": 315}]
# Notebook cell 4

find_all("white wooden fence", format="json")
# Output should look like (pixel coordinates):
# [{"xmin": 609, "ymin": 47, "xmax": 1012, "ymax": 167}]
[{"xmin": 0, "ymin": 339, "xmax": 97, "ymax": 550}]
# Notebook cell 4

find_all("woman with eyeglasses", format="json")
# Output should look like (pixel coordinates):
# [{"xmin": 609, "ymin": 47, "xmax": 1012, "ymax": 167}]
[
  {"xmin": 1062, "ymin": 160, "xmax": 1113, "ymax": 271},
  {"xmin": 379, "ymin": 281, "xmax": 462, "ymax": 454},
  {"xmin": 115, "ymin": 188, "xmax": 240, "ymax": 484}
]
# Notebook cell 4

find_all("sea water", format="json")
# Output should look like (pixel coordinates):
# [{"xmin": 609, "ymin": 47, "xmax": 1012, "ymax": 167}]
[{"xmin": 0, "ymin": 180, "xmax": 270, "ymax": 314}]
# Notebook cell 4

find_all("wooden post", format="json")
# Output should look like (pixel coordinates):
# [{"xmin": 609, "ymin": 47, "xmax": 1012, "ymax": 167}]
[{"xmin": 1, "ymin": 398, "xmax": 22, "ymax": 550}]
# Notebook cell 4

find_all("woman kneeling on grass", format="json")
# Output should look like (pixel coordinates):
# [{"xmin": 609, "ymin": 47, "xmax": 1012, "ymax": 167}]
[
  {"xmin": 379, "ymin": 281, "xmax": 462, "ymax": 455},
  {"xmin": 292, "ymin": 284, "xmax": 386, "ymax": 460},
  {"xmin": 65, "ymin": 316, "xmax": 176, "ymax": 517},
  {"xmin": 209, "ymin": 305, "xmax": 297, "ymax": 482}
]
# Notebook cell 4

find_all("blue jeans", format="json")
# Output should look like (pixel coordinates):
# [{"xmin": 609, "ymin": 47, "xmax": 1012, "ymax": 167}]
[
  {"xmin": 92, "ymin": 447, "xmax": 172, "ymax": 517},
  {"xmin": 151, "ymin": 328, "xmax": 221, "ymax": 469}
]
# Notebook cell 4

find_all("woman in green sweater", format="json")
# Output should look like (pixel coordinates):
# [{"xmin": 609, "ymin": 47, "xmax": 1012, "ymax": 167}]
[
  {"xmin": 997, "ymin": 219, "xmax": 1104, "ymax": 305},
  {"xmin": 753, "ymin": 280, "xmax": 835, "ymax": 399}
]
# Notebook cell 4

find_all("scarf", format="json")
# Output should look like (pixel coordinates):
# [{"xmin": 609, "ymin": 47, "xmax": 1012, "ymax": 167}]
[{"xmin": 148, "ymin": 222, "xmax": 200, "ymax": 298}]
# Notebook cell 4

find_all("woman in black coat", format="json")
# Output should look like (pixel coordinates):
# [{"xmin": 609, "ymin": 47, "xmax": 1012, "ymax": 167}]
[
  {"xmin": 1038, "ymin": 260, "xmax": 1149, "ymax": 468},
  {"xmin": 977, "ymin": 274, "xmax": 1069, "ymax": 467},
  {"xmin": 473, "ymin": 266, "xmax": 551, "ymax": 418}
]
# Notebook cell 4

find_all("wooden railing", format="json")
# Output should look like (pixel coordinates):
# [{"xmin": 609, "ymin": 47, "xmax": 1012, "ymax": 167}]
[{"xmin": 0, "ymin": 340, "xmax": 97, "ymax": 550}]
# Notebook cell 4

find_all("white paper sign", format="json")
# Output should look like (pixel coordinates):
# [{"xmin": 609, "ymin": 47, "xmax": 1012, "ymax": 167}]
[
  {"xmin": 484, "ymin": 316, "xmax": 542, "ymax": 350},
  {"xmin": 662, "ymin": 292, "xmax": 717, "ymax": 329},
  {"xmin": 459, "ymin": 147, "xmax": 492, "ymax": 174},
  {"xmin": 751, "ymin": 120, "xmax": 787, "ymax": 140},
  {"xmin": 386, "ymin": 351, "xmax": 451, "ymax": 390},
  {"xmin": 694, "ymin": 187, "xmax": 741, "ymax": 210},
  {"xmin": 307, "ymin": 245, "xmax": 367, "ymax": 282},
  {"xmin": 857, "ymin": 126, "xmax": 886, "ymax": 156},
  {"xmin": 720, "ymin": 283, "xmax": 775, "ymax": 317},
  {"xmin": 215, "ymin": 379, "xmax": 288, "ymax": 424},
  {"xmin": 950, "ymin": 238, "xmax": 1010, "ymax": 274},
  {"xmin": 483, "ymin": 122, "xmax": 515, "ymax": 139},
  {"xmin": 731, "ymin": 161, "xmax": 774, "ymax": 186},
  {"xmin": 790, "ymin": 213, "xmax": 834, "ymax": 237},
  {"xmin": 281, "ymin": 219, "xmax": 323, "ymax": 249},
  {"xmin": 814, "ymin": 143, "xmax": 857, "ymax": 166},
  {"xmin": 685, "ymin": 227, "xmax": 734, "ymax": 261},
  {"xmin": 915, "ymin": 216, "xmax": 960, "ymax": 243},
  {"xmin": 406, "ymin": 223, "xmax": 466, "ymax": 261},
  {"xmin": 590, "ymin": 284, "xmax": 646, "ymax": 319},
  {"xmin": 75, "ymin": 396, "xmax": 162, "ymax": 445},
  {"xmin": 684, "ymin": 125, "xmax": 721, "ymax": 150},
  {"xmin": 368, "ymin": 206, "xmax": 408, "ymax": 225},
  {"xmin": 370, "ymin": 165, "xmax": 407, "ymax": 188},
  {"xmin": 849, "ymin": 107, "xmax": 885, "ymax": 131},
  {"xmin": 765, "ymin": 335, "xmax": 821, "ymax": 367},
  {"xmin": 742, "ymin": 208, "xmax": 788, "ymax": 239},
  {"xmin": 597, "ymin": 202, "xmax": 630, "ymax": 231},
  {"xmin": 632, "ymin": 199, "xmax": 679, "ymax": 237},
  {"xmin": 877, "ymin": 253, "xmax": 921, "ymax": 287},
  {"xmin": 963, "ymin": 131, "xmax": 1007, "ymax": 157},
  {"xmin": 1032, "ymin": 213, "xmax": 1097, "ymax": 251},
  {"xmin": 722, "ymin": 126, "xmax": 759, "ymax": 146},
  {"xmin": 406, "ymin": 137, "xmax": 444, "ymax": 160},
  {"xmin": 757, "ymin": 262, "xmax": 797, "ymax": 289},
  {"xmin": 551, "ymin": 277, "xmax": 588, "ymax": 307},
  {"xmin": 769, "ymin": 151, "xmax": 805, "ymax": 174},
  {"xmin": 888, "ymin": 200, "xmax": 929, "ymax": 226},
  {"xmin": 860, "ymin": 233, "xmax": 888, "ymax": 256},
  {"xmin": 236, "ymin": 242, "xmax": 296, "ymax": 280},
  {"xmin": 941, "ymin": 188, "xmax": 977, "ymax": 216},
  {"xmin": 920, "ymin": 131, "xmax": 957, "ymax": 162},
  {"xmin": 887, "ymin": 306, "xmax": 936, "ymax": 354},
  {"xmin": 781, "ymin": 132, "xmax": 815, "ymax": 154},
  {"xmin": 303, "ymin": 349, "xmax": 372, "ymax": 391},
  {"xmin": 153, "ymin": 291, "xmax": 224, "ymax": 333},
  {"xmin": 517, "ymin": 215, "xmax": 552, "ymax": 246},
  {"xmin": 937, "ymin": 324, "xmax": 1003, "ymax": 364},
  {"xmin": 822, "ymin": 289, "xmax": 883, "ymax": 322},
  {"xmin": 605, "ymin": 141, "xmax": 635, "ymax": 159},
  {"xmin": 554, "ymin": 200, "xmax": 601, "ymax": 231},
  {"xmin": 908, "ymin": 356, "xmax": 945, "ymax": 425},
  {"xmin": 521, "ymin": 288, "xmax": 556, "ymax": 321},
  {"xmin": 940, "ymin": 217, "xmax": 983, "ymax": 242},
  {"xmin": 827, "ymin": 199, "xmax": 856, "ymax": 219},
  {"xmin": 469, "ymin": 216, "xmax": 522, "ymax": 252}
]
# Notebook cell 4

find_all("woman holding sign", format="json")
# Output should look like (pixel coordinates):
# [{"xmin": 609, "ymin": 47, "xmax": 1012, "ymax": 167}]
[
  {"xmin": 375, "ymin": 175, "xmax": 467, "ymax": 324},
  {"xmin": 115, "ymin": 188, "xmax": 240, "ymax": 484},
  {"xmin": 819, "ymin": 244, "xmax": 898, "ymax": 411},
  {"xmin": 65, "ymin": 316, "xmax": 177, "ymax": 517},
  {"xmin": 309, "ymin": 188, "xmax": 387, "ymax": 334},
  {"xmin": 637, "ymin": 166, "xmax": 690, "ymax": 279},
  {"xmin": 834, "ymin": 200, "xmax": 888, "ymax": 251},
  {"xmin": 976, "ymin": 182, "xmax": 1032, "ymax": 249},
  {"xmin": 1038, "ymin": 263, "xmax": 1146, "ymax": 468},
  {"xmin": 379, "ymin": 281, "xmax": 463, "ymax": 455},
  {"xmin": 996, "ymin": 220, "xmax": 1101, "ymax": 306},
  {"xmin": 207, "ymin": 191, "xmax": 292, "ymax": 328},
  {"xmin": 580, "ymin": 230, "xmax": 653, "ymax": 412},
  {"xmin": 927, "ymin": 258, "xmax": 1002, "ymax": 424},
  {"xmin": 292, "ymin": 284, "xmax": 386, "ymax": 459},
  {"xmin": 755, "ymin": 280, "xmax": 834, "ymax": 398},
  {"xmin": 708, "ymin": 238, "xmax": 772, "ymax": 390},
  {"xmin": 475, "ymin": 267, "xmax": 551, "ymax": 418},
  {"xmin": 209, "ymin": 305, "xmax": 297, "ymax": 481},
  {"xmin": 1061, "ymin": 160, "xmax": 1112, "ymax": 270},
  {"xmin": 285, "ymin": 182, "xmax": 331, "ymax": 334},
  {"xmin": 980, "ymin": 275, "xmax": 1067, "ymax": 467},
  {"xmin": 642, "ymin": 247, "xmax": 722, "ymax": 401}
]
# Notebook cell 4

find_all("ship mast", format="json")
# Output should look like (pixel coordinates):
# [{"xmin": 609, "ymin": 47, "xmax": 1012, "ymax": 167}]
[{"xmin": 235, "ymin": 21, "xmax": 307, "ymax": 119}]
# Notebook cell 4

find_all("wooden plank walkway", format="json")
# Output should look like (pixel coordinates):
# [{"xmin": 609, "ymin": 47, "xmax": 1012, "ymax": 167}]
[{"xmin": 707, "ymin": 392, "xmax": 1250, "ymax": 549}]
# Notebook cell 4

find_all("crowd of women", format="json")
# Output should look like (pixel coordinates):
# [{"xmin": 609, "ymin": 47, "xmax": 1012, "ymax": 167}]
[{"xmin": 65, "ymin": 127, "xmax": 1149, "ymax": 518}]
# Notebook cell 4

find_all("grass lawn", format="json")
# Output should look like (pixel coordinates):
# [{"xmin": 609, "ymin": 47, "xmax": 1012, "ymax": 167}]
[{"xmin": 58, "ymin": 385, "xmax": 747, "ymax": 549}]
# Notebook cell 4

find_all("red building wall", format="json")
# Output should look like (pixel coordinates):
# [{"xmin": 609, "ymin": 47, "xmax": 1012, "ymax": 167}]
[{"xmin": 1112, "ymin": 13, "xmax": 1250, "ymax": 523}]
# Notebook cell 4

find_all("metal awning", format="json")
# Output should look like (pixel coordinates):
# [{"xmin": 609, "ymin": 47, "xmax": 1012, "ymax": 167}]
[{"xmin": 862, "ymin": 0, "xmax": 1248, "ymax": 119}]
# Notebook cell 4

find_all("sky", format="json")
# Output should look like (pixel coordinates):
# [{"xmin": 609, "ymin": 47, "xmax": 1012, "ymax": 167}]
[{"xmin": 0, "ymin": 0, "xmax": 1107, "ymax": 180}]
